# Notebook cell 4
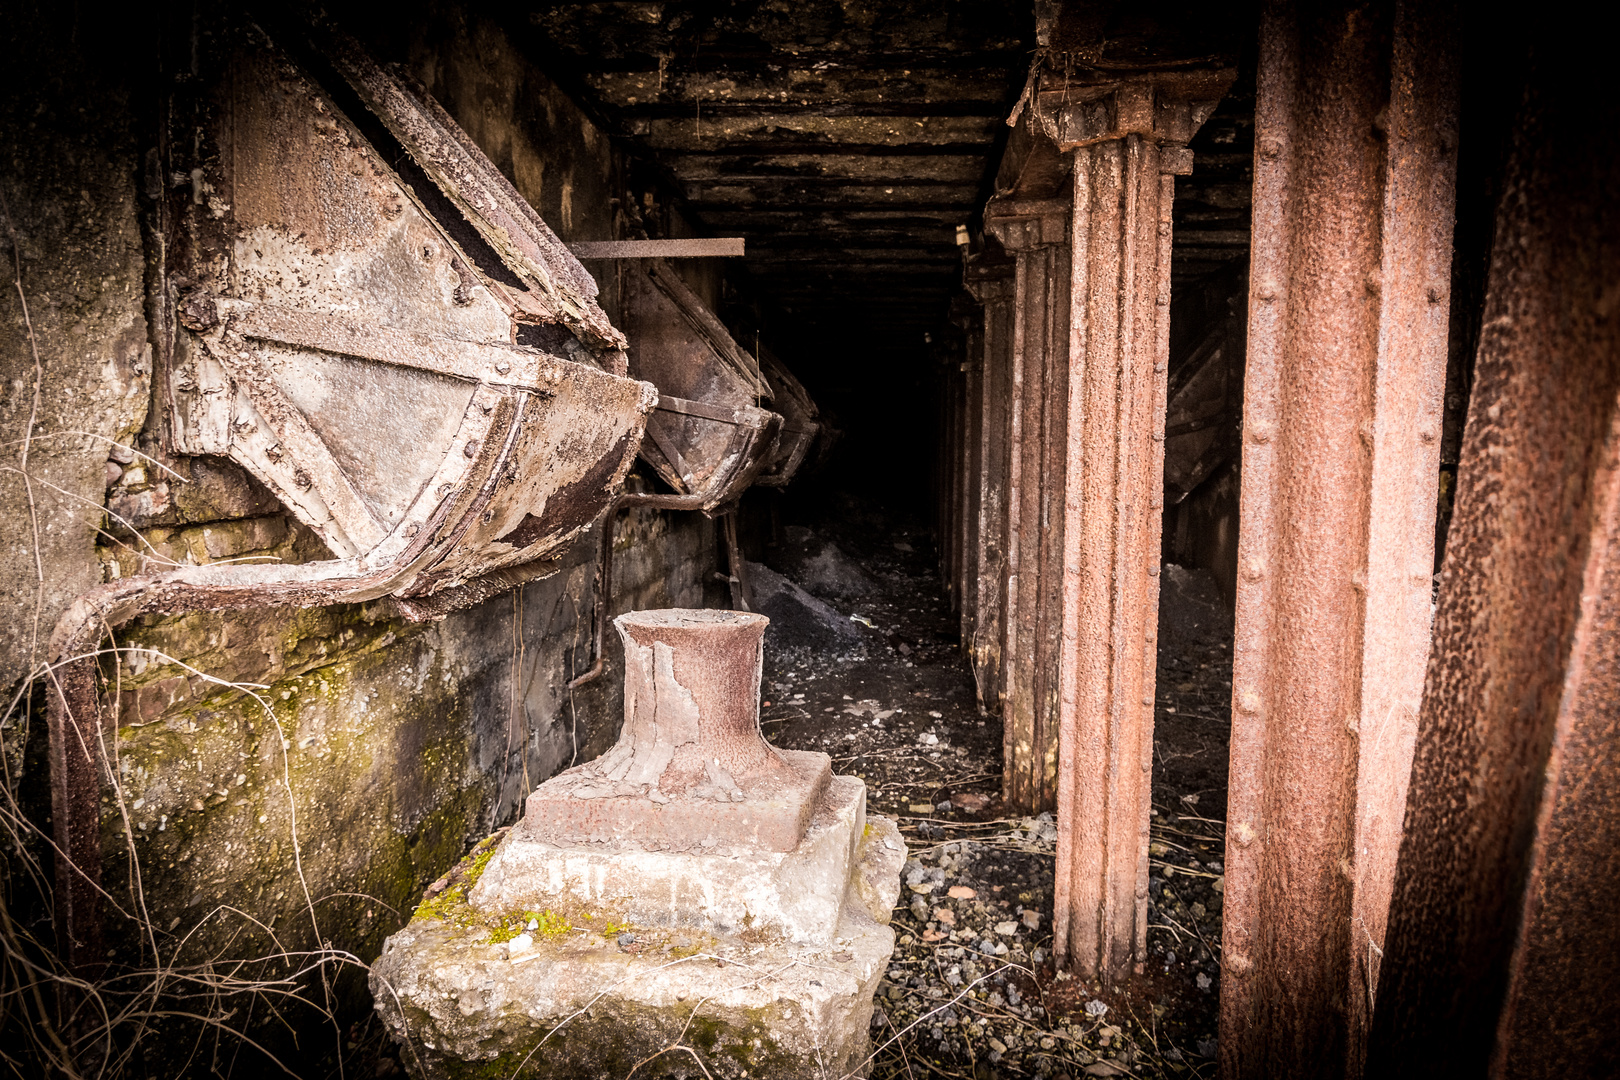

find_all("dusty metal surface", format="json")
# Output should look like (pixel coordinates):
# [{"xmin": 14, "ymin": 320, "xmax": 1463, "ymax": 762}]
[
  {"xmin": 46, "ymin": 14, "xmax": 656, "ymax": 971},
  {"xmin": 571, "ymin": 238, "xmax": 746, "ymax": 259},
  {"xmin": 520, "ymin": 609, "xmax": 834, "ymax": 852},
  {"xmin": 622, "ymin": 258, "xmax": 782, "ymax": 514},
  {"xmin": 1220, "ymin": 1, "xmax": 1459, "ymax": 1073},
  {"xmin": 752, "ymin": 348, "xmax": 822, "ymax": 489},
  {"xmin": 1367, "ymin": 52, "xmax": 1620, "ymax": 1080}
]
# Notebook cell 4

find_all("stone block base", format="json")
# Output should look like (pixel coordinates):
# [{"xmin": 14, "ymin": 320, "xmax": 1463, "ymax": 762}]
[
  {"xmin": 472, "ymin": 776, "xmax": 867, "ymax": 946},
  {"xmin": 371, "ymin": 815, "xmax": 906, "ymax": 1079}
]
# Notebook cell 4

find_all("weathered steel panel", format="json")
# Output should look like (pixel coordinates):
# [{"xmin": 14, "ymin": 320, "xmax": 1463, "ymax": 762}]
[
  {"xmin": 753, "ymin": 349, "xmax": 821, "ymax": 489},
  {"xmin": 1367, "ymin": 51, "xmax": 1620, "ymax": 1080},
  {"xmin": 622, "ymin": 258, "xmax": 782, "ymax": 514},
  {"xmin": 1220, "ymin": 0, "xmax": 1458, "ymax": 1072},
  {"xmin": 48, "ymin": 15, "xmax": 656, "ymax": 971}
]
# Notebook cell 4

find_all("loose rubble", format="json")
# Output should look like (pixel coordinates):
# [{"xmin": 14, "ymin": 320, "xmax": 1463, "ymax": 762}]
[
  {"xmin": 353, "ymin": 499, "xmax": 1232, "ymax": 1077},
  {"xmin": 756, "ymin": 499, "xmax": 1230, "ymax": 1078}
]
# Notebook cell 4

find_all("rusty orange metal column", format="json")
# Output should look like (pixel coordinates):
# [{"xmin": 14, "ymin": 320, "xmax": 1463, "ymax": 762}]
[
  {"xmin": 986, "ymin": 202, "xmax": 1071, "ymax": 813},
  {"xmin": 1367, "ymin": 49, "xmax": 1620, "ymax": 1080},
  {"xmin": 965, "ymin": 256, "xmax": 1016, "ymax": 716},
  {"xmin": 1220, "ymin": 0, "xmax": 1459, "ymax": 1073},
  {"xmin": 1035, "ymin": 69, "xmax": 1232, "ymax": 979},
  {"xmin": 952, "ymin": 297, "xmax": 986, "ymax": 651},
  {"xmin": 1050, "ymin": 135, "xmax": 1173, "ymax": 978}
]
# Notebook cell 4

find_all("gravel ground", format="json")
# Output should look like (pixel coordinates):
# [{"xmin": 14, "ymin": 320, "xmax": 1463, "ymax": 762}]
[
  {"xmin": 756, "ymin": 498, "xmax": 1234, "ymax": 1079},
  {"xmin": 348, "ymin": 497, "xmax": 1236, "ymax": 1079}
]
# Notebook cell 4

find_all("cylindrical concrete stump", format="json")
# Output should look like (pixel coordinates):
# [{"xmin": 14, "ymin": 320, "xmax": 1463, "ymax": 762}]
[{"xmin": 519, "ymin": 608, "xmax": 832, "ymax": 852}]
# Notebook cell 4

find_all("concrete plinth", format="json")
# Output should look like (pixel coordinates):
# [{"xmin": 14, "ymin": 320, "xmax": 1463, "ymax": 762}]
[
  {"xmin": 472, "ymin": 775, "xmax": 869, "ymax": 945},
  {"xmin": 371, "ymin": 814, "xmax": 904, "ymax": 1079},
  {"xmin": 372, "ymin": 610, "xmax": 906, "ymax": 1077}
]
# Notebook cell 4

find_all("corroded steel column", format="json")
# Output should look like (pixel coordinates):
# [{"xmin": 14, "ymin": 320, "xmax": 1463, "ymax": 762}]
[
  {"xmin": 986, "ymin": 202, "xmax": 1071, "ymax": 813},
  {"xmin": 1367, "ymin": 53, "xmax": 1620, "ymax": 1080},
  {"xmin": 965, "ymin": 258, "xmax": 1016, "ymax": 715},
  {"xmin": 946, "ymin": 294, "xmax": 986, "ymax": 644},
  {"xmin": 1050, "ymin": 136, "xmax": 1175, "ymax": 978},
  {"xmin": 1220, "ymin": 0, "xmax": 1459, "ymax": 1072},
  {"xmin": 1033, "ymin": 70, "xmax": 1232, "ymax": 979}
]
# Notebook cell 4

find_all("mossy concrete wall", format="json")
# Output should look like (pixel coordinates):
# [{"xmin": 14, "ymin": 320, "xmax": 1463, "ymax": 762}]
[{"xmin": 1, "ymin": 0, "xmax": 722, "ymax": 1009}]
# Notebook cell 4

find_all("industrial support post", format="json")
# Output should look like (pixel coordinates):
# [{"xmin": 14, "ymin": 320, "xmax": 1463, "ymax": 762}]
[
  {"xmin": 1367, "ymin": 46, "xmax": 1620, "ymax": 1080},
  {"xmin": 954, "ymin": 300, "xmax": 986, "ymax": 654},
  {"xmin": 1220, "ymin": 0, "xmax": 1459, "ymax": 1073},
  {"xmin": 1026, "ymin": 71, "xmax": 1230, "ymax": 980},
  {"xmin": 1050, "ymin": 131, "xmax": 1174, "ymax": 980},
  {"xmin": 964, "ymin": 258, "xmax": 1016, "ymax": 718},
  {"xmin": 986, "ymin": 200, "xmax": 1071, "ymax": 815}
]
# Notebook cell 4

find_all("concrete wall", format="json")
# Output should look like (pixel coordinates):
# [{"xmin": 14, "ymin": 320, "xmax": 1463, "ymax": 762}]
[{"xmin": 1, "ymin": 2, "xmax": 716, "ymax": 1006}]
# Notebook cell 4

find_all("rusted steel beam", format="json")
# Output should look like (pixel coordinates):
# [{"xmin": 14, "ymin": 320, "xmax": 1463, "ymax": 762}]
[
  {"xmin": 981, "ymin": 63, "xmax": 1233, "ymax": 976},
  {"xmin": 964, "ymin": 256, "xmax": 1016, "ymax": 715},
  {"xmin": 986, "ymin": 201, "xmax": 1070, "ymax": 814},
  {"xmin": 1367, "ymin": 54, "xmax": 1620, "ymax": 1080},
  {"xmin": 1219, "ymin": 1, "xmax": 1459, "ymax": 1072},
  {"xmin": 570, "ymin": 238, "xmax": 745, "ymax": 259},
  {"xmin": 947, "ymin": 300, "xmax": 984, "ymax": 633},
  {"xmin": 1051, "ymin": 137, "xmax": 1176, "ymax": 980}
]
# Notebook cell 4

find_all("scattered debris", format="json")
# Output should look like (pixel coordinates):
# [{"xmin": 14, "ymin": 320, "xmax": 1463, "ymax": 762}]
[{"xmin": 757, "ymin": 508, "xmax": 1231, "ymax": 1077}]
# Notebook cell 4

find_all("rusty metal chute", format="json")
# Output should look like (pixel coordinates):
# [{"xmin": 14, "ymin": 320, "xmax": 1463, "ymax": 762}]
[
  {"xmin": 753, "ymin": 347, "xmax": 822, "ymax": 489},
  {"xmin": 47, "ymin": 14, "xmax": 654, "ymax": 971},
  {"xmin": 621, "ymin": 258, "xmax": 782, "ymax": 514}
]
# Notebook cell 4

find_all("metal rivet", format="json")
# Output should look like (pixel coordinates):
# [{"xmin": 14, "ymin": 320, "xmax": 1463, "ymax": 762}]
[
  {"xmin": 495, "ymin": 361, "xmax": 512, "ymax": 375},
  {"xmin": 1232, "ymin": 821, "xmax": 1258, "ymax": 847},
  {"xmin": 1242, "ymin": 557, "xmax": 1265, "ymax": 582},
  {"xmin": 1257, "ymin": 280, "xmax": 1278, "ymax": 302},
  {"xmin": 1249, "ymin": 422, "xmax": 1274, "ymax": 444},
  {"xmin": 1260, "ymin": 139, "xmax": 1283, "ymax": 160},
  {"xmin": 1238, "ymin": 690, "xmax": 1261, "ymax": 713},
  {"xmin": 1147, "ymin": 564, "xmax": 1161, "ymax": 578}
]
